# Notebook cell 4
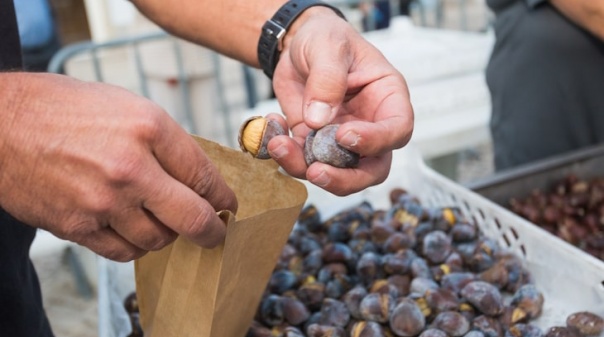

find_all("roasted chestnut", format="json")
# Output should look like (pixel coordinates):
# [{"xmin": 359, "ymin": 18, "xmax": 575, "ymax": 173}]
[
  {"xmin": 359, "ymin": 293, "xmax": 393, "ymax": 323},
  {"xmin": 238, "ymin": 116, "xmax": 286, "ymax": 159},
  {"xmin": 350, "ymin": 321, "xmax": 385, "ymax": 337},
  {"xmin": 430, "ymin": 311, "xmax": 470, "ymax": 337},
  {"xmin": 566, "ymin": 311, "xmax": 604, "ymax": 336},
  {"xmin": 389, "ymin": 298, "xmax": 426, "ymax": 336},
  {"xmin": 304, "ymin": 125, "xmax": 360, "ymax": 168},
  {"xmin": 460, "ymin": 281, "xmax": 504, "ymax": 316}
]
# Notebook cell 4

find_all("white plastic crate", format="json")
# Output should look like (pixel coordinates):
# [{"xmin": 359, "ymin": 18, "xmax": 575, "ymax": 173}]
[{"xmin": 98, "ymin": 145, "xmax": 604, "ymax": 337}]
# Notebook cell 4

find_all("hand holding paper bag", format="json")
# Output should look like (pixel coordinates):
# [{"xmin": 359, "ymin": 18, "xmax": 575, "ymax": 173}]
[{"xmin": 135, "ymin": 136, "xmax": 307, "ymax": 337}]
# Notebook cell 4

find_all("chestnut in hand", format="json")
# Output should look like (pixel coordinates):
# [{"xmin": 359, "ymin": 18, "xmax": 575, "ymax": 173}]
[
  {"xmin": 239, "ymin": 117, "xmax": 359, "ymax": 168},
  {"xmin": 304, "ymin": 125, "xmax": 360, "ymax": 168}
]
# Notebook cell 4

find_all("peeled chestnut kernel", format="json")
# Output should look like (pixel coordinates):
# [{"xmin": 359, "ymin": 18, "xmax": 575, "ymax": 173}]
[
  {"xmin": 304, "ymin": 124, "xmax": 360, "ymax": 168},
  {"xmin": 238, "ymin": 116, "xmax": 285, "ymax": 159}
]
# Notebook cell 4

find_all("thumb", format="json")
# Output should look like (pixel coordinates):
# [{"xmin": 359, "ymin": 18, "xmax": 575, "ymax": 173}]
[{"xmin": 302, "ymin": 47, "xmax": 350, "ymax": 129}]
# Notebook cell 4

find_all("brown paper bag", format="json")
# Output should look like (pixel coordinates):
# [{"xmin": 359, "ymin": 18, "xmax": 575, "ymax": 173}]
[{"xmin": 134, "ymin": 136, "xmax": 307, "ymax": 337}]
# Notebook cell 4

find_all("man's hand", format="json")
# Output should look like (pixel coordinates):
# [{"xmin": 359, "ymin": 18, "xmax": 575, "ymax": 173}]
[
  {"xmin": 267, "ymin": 8, "xmax": 414, "ymax": 196},
  {"xmin": 0, "ymin": 73, "xmax": 237, "ymax": 262}
]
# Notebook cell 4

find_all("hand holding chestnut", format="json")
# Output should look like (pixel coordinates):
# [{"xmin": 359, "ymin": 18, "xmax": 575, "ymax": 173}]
[{"xmin": 239, "ymin": 116, "xmax": 359, "ymax": 169}]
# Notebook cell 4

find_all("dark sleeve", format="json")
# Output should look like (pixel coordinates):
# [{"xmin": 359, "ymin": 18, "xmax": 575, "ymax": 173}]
[{"xmin": 0, "ymin": 0, "xmax": 24, "ymax": 70}]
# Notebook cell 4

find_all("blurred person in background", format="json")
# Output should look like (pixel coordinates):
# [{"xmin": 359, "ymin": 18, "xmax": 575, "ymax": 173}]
[
  {"xmin": 360, "ymin": 0, "xmax": 392, "ymax": 31},
  {"xmin": 0, "ymin": 0, "xmax": 413, "ymax": 335},
  {"xmin": 13, "ymin": 0, "xmax": 61, "ymax": 71},
  {"xmin": 399, "ymin": 0, "xmax": 414, "ymax": 16},
  {"xmin": 486, "ymin": 0, "xmax": 604, "ymax": 171}
]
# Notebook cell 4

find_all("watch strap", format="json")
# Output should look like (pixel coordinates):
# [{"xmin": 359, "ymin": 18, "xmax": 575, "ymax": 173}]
[{"xmin": 257, "ymin": 0, "xmax": 346, "ymax": 79}]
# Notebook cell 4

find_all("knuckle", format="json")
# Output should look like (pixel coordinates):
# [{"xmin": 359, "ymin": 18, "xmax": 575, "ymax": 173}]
[
  {"xmin": 103, "ymin": 156, "xmax": 145, "ymax": 185},
  {"xmin": 132, "ymin": 102, "xmax": 165, "ymax": 140},
  {"xmin": 54, "ymin": 219, "xmax": 96, "ymax": 241},
  {"xmin": 190, "ymin": 162, "xmax": 217, "ymax": 197}
]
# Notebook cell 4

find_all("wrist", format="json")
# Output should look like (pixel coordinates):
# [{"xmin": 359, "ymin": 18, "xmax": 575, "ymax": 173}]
[
  {"xmin": 257, "ymin": 0, "xmax": 346, "ymax": 79},
  {"xmin": 281, "ymin": 6, "xmax": 345, "ymax": 53}
]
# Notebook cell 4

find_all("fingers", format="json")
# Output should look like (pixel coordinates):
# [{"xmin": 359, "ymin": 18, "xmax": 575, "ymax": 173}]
[
  {"xmin": 267, "ymin": 134, "xmax": 308, "ymax": 179},
  {"xmin": 140, "ymin": 164, "xmax": 229, "ymax": 249},
  {"xmin": 134, "ymin": 117, "xmax": 235, "ymax": 248},
  {"xmin": 336, "ymin": 116, "xmax": 414, "ymax": 157},
  {"xmin": 149, "ymin": 117, "xmax": 238, "ymax": 215},
  {"xmin": 268, "ymin": 131, "xmax": 393, "ymax": 195},
  {"xmin": 78, "ymin": 227, "xmax": 147, "ymax": 262},
  {"xmin": 306, "ymin": 153, "xmax": 393, "ymax": 196},
  {"xmin": 293, "ymin": 39, "xmax": 351, "ymax": 130},
  {"xmin": 108, "ymin": 207, "xmax": 178, "ymax": 251}
]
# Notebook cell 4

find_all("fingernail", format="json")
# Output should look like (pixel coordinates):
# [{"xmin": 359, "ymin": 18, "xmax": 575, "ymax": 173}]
[
  {"xmin": 269, "ymin": 143, "xmax": 288, "ymax": 159},
  {"xmin": 313, "ymin": 169, "xmax": 331, "ymax": 187},
  {"xmin": 305, "ymin": 101, "xmax": 333, "ymax": 127},
  {"xmin": 340, "ymin": 131, "xmax": 361, "ymax": 148}
]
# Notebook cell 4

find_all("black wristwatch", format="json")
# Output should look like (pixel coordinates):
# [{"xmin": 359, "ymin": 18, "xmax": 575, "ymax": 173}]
[{"xmin": 257, "ymin": 0, "xmax": 346, "ymax": 79}]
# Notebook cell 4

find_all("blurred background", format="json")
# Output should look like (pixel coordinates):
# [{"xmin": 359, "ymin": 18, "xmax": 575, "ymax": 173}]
[{"xmin": 28, "ymin": 0, "xmax": 497, "ymax": 336}]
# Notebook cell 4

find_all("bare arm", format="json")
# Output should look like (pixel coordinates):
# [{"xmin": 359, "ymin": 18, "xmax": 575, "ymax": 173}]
[
  {"xmin": 129, "ymin": 0, "xmax": 284, "ymax": 67},
  {"xmin": 549, "ymin": 0, "xmax": 604, "ymax": 41}
]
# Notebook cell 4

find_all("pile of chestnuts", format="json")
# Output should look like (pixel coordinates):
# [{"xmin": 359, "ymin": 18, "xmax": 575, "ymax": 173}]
[
  {"xmin": 508, "ymin": 174, "xmax": 604, "ymax": 260},
  {"xmin": 246, "ymin": 188, "xmax": 603, "ymax": 337},
  {"xmin": 121, "ymin": 187, "xmax": 603, "ymax": 337}
]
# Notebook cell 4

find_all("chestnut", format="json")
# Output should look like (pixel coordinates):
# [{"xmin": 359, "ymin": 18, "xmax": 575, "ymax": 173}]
[
  {"xmin": 306, "ymin": 323, "xmax": 346, "ymax": 337},
  {"xmin": 343, "ymin": 286, "xmax": 368, "ymax": 320},
  {"xmin": 123, "ymin": 292, "xmax": 139, "ymax": 314},
  {"xmin": 509, "ymin": 284, "xmax": 544, "ymax": 321},
  {"xmin": 566, "ymin": 311, "xmax": 604, "ymax": 336},
  {"xmin": 282, "ymin": 296, "xmax": 311, "ymax": 326},
  {"xmin": 472, "ymin": 315, "xmax": 504, "ymax": 337},
  {"xmin": 505, "ymin": 323, "xmax": 543, "ymax": 337},
  {"xmin": 246, "ymin": 321, "xmax": 272, "ymax": 337},
  {"xmin": 425, "ymin": 288, "xmax": 460, "ymax": 314},
  {"xmin": 350, "ymin": 321, "xmax": 386, "ymax": 337},
  {"xmin": 419, "ymin": 328, "xmax": 449, "ymax": 337},
  {"xmin": 283, "ymin": 326, "xmax": 306, "ymax": 337},
  {"xmin": 422, "ymin": 230, "xmax": 452, "ymax": 264},
  {"xmin": 238, "ymin": 116, "xmax": 286, "ymax": 159},
  {"xmin": 296, "ymin": 282, "xmax": 326, "ymax": 312},
  {"xmin": 319, "ymin": 298, "xmax": 351, "ymax": 327},
  {"xmin": 259, "ymin": 294, "xmax": 284, "ymax": 326},
  {"xmin": 304, "ymin": 124, "xmax": 360, "ymax": 168},
  {"xmin": 544, "ymin": 327, "xmax": 582, "ymax": 337},
  {"xmin": 460, "ymin": 281, "xmax": 504, "ymax": 316},
  {"xmin": 389, "ymin": 298, "xmax": 426, "ymax": 336},
  {"xmin": 431, "ymin": 311, "xmax": 470, "ymax": 337},
  {"xmin": 359, "ymin": 292, "xmax": 393, "ymax": 323}
]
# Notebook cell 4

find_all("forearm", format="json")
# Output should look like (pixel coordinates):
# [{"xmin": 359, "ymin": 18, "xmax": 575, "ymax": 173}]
[
  {"xmin": 130, "ymin": 0, "xmax": 286, "ymax": 67},
  {"xmin": 549, "ymin": 0, "xmax": 604, "ymax": 41}
]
